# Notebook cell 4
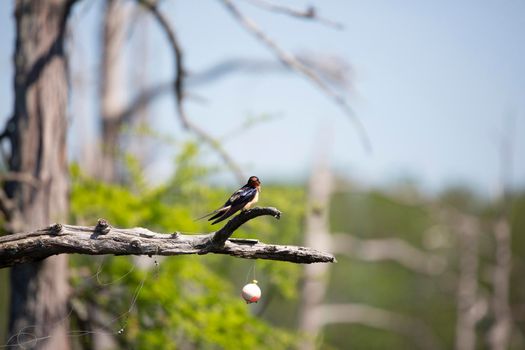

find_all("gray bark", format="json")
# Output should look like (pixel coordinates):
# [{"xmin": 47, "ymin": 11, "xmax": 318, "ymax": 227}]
[
  {"xmin": 0, "ymin": 208, "xmax": 336, "ymax": 269},
  {"xmin": 5, "ymin": 0, "xmax": 74, "ymax": 348}
]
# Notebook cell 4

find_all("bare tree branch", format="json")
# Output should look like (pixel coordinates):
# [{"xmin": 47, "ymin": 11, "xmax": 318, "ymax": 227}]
[
  {"xmin": 116, "ymin": 52, "xmax": 352, "ymax": 126},
  {"xmin": 138, "ymin": 0, "xmax": 245, "ymax": 181},
  {"xmin": 313, "ymin": 304, "xmax": 442, "ymax": 350},
  {"xmin": 330, "ymin": 233, "xmax": 447, "ymax": 275},
  {"xmin": 219, "ymin": 0, "xmax": 372, "ymax": 152},
  {"xmin": 243, "ymin": 0, "xmax": 344, "ymax": 29},
  {"xmin": 0, "ymin": 207, "xmax": 336, "ymax": 269}
]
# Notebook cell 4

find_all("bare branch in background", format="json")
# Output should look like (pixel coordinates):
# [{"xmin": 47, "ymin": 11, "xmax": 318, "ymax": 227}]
[
  {"xmin": 116, "ymin": 52, "xmax": 352, "ymax": 126},
  {"xmin": 0, "ymin": 207, "xmax": 336, "ymax": 269},
  {"xmin": 243, "ymin": 0, "xmax": 344, "ymax": 29},
  {"xmin": 219, "ymin": 0, "xmax": 372, "ymax": 152},
  {"xmin": 331, "ymin": 233, "xmax": 447, "ymax": 275},
  {"xmin": 138, "ymin": 0, "xmax": 245, "ymax": 181},
  {"xmin": 314, "ymin": 304, "xmax": 442, "ymax": 350},
  {"xmin": 191, "ymin": 54, "xmax": 353, "ymax": 89}
]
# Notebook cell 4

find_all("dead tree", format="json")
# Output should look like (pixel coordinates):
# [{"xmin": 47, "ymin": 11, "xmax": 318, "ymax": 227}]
[
  {"xmin": 0, "ymin": 0, "xmax": 77, "ymax": 348},
  {"xmin": 98, "ymin": 0, "xmax": 129, "ymax": 182}
]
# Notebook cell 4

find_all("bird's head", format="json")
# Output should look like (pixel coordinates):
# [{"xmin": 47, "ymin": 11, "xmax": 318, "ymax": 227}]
[{"xmin": 247, "ymin": 176, "xmax": 261, "ymax": 188}]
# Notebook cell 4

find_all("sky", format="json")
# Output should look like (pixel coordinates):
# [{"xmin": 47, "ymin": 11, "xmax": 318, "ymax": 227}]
[{"xmin": 0, "ymin": 0, "xmax": 524, "ymax": 196}]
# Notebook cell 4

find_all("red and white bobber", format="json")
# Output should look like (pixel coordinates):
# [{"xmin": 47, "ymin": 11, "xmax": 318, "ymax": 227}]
[{"xmin": 241, "ymin": 280, "xmax": 261, "ymax": 304}]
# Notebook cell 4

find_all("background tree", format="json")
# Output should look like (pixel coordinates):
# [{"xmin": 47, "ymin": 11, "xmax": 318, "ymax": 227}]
[{"xmin": 1, "ymin": 0, "xmax": 75, "ymax": 348}]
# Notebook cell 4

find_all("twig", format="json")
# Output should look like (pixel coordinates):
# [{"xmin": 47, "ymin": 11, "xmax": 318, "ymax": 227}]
[
  {"xmin": 0, "ymin": 207, "xmax": 336, "ymax": 268},
  {"xmin": 243, "ymin": 0, "xmax": 344, "ymax": 30},
  {"xmin": 137, "ymin": 0, "xmax": 245, "ymax": 181},
  {"xmin": 219, "ymin": 0, "xmax": 371, "ymax": 152}
]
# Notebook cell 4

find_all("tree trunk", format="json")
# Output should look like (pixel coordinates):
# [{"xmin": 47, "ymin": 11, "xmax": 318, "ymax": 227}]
[
  {"xmin": 6, "ymin": 0, "xmax": 73, "ymax": 348},
  {"xmin": 298, "ymin": 152, "xmax": 333, "ymax": 349},
  {"xmin": 99, "ymin": 0, "xmax": 128, "ymax": 182},
  {"xmin": 454, "ymin": 217, "xmax": 480, "ymax": 350}
]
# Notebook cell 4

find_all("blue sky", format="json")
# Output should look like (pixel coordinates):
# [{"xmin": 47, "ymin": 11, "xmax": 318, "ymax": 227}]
[{"xmin": 1, "ymin": 0, "xmax": 524, "ymax": 196}]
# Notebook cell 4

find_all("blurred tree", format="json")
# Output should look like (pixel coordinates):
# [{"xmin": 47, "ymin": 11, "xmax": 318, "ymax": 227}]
[
  {"xmin": 1, "ymin": 0, "xmax": 75, "ymax": 348},
  {"xmin": 98, "ymin": 0, "xmax": 129, "ymax": 182}
]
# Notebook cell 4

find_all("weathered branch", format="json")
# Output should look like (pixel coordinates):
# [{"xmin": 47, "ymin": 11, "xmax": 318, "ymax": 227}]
[{"xmin": 0, "ymin": 207, "xmax": 335, "ymax": 269}]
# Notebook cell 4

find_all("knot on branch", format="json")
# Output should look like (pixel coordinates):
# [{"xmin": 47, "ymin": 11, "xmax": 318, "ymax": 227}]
[
  {"xmin": 130, "ymin": 239, "xmax": 141, "ymax": 249},
  {"xmin": 95, "ymin": 219, "xmax": 111, "ymax": 236},
  {"xmin": 50, "ymin": 223, "xmax": 63, "ymax": 235}
]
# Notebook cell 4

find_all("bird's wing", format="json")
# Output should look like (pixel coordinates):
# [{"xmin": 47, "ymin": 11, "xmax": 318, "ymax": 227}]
[
  {"xmin": 228, "ymin": 186, "xmax": 257, "ymax": 206},
  {"xmin": 209, "ymin": 187, "xmax": 258, "ymax": 224}
]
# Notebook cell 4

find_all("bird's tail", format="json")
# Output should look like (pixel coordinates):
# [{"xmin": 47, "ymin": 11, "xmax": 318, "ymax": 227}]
[
  {"xmin": 194, "ymin": 211, "xmax": 216, "ymax": 221},
  {"xmin": 194, "ymin": 206, "xmax": 229, "ymax": 222}
]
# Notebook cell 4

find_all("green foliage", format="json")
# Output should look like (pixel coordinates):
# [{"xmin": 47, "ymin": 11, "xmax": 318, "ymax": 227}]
[
  {"xmin": 46, "ymin": 142, "xmax": 525, "ymax": 350},
  {"xmin": 69, "ymin": 144, "xmax": 301, "ymax": 348}
]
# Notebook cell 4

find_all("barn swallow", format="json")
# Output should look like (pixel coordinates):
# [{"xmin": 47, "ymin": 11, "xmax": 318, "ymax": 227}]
[{"xmin": 197, "ymin": 176, "xmax": 261, "ymax": 225}]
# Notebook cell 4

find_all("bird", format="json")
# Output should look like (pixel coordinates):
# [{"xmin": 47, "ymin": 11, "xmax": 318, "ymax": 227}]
[{"xmin": 197, "ymin": 176, "xmax": 261, "ymax": 225}]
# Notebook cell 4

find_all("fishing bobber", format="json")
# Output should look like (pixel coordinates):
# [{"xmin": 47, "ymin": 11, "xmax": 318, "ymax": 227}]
[{"xmin": 241, "ymin": 280, "xmax": 261, "ymax": 304}]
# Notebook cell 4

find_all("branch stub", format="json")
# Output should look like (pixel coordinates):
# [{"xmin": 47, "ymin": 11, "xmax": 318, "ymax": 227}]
[{"xmin": 95, "ymin": 218, "xmax": 111, "ymax": 235}]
